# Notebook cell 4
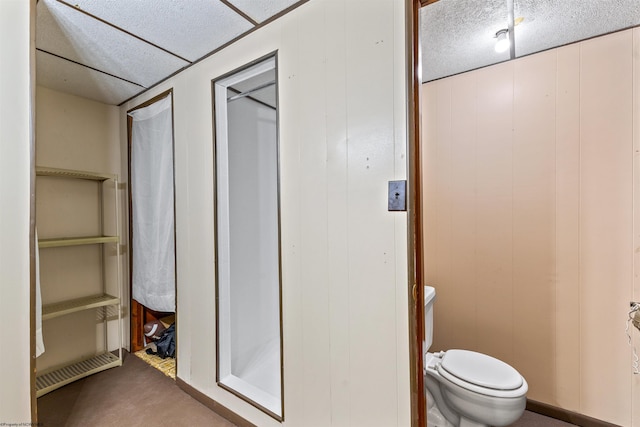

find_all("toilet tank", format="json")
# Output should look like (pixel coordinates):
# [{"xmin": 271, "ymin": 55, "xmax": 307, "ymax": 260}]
[{"xmin": 424, "ymin": 286, "xmax": 436, "ymax": 351}]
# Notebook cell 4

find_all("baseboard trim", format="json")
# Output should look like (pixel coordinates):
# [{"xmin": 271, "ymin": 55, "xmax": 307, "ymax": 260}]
[
  {"xmin": 176, "ymin": 377, "xmax": 257, "ymax": 427},
  {"xmin": 526, "ymin": 400, "xmax": 622, "ymax": 427},
  {"xmin": 174, "ymin": 380, "xmax": 626, "ymax": 427}
]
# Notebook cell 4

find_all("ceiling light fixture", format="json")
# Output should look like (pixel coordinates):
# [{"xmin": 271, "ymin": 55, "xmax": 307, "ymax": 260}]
[{"xmin": 494, "ymin": 29, "xmax": 510, "ymax": 53}]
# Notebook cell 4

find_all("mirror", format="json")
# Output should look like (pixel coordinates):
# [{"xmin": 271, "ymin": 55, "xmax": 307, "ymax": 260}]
[{"xmin": 213, "ymin": 55, "xmax": 283, "ymax": 419}]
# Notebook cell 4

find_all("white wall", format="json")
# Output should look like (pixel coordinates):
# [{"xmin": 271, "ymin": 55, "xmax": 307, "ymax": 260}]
[
  {"xmin": 0, "ymin": 0, "xmax": 34, "ymax": 422},
  {"xmin": 121, "ymin": 0, "xmax": 410, "ymax": 425}
]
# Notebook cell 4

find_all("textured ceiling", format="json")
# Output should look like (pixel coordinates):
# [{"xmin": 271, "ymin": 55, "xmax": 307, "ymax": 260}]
[
  {"xmin": 421, "ymin": 0, "xmax": 640, "ymax": 82},
  {"xmin": 36, "ymin": 0, "xmax": 306, "ymax": 105},
  {"xmin": 514, "ymin": 0, "xmax": 640, "ymax": 57},
  {"xmin": 420, "ymin": 0, "xmax": 509, "ymax": 82},
  {"xmin": 37, "ymin": 0, "xmax": 640, "ymax": 104},
  {"xmin": 71, "ymin": 0, "xmax": 254, "ymax": 62}
]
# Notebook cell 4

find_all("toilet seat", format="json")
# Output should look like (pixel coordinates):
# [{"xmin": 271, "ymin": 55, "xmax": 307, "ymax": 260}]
[{"xmin": 436, "ymin": 350, "xmax": 526, "ymax": 399}]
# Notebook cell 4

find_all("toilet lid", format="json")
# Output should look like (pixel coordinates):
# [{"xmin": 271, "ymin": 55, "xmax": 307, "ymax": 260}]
[{"xmin": 439, "ymin": 350, "xmax": 523, "ymax": 391}]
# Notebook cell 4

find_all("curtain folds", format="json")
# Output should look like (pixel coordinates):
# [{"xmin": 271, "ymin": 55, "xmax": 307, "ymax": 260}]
[{"xmin": 129, "ymin": 94, "xmax": 175, "ymax": 312}]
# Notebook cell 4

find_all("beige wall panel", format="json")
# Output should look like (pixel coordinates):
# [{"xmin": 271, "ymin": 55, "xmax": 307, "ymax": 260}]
[
  {"xmin": 35, "ymin": 178, "xmax": 101, "ymax": 239},
  {"xmin": 36, "ymin": 311, "xmax": 100, "ymax": 371},
  {"xmin": 168, "ymin": 85, "xmax": 192, "ymax": 380},
  {"xmin": 169, "ymin": 86, "xmax": 193, "ymax": 387},
  {"xmin": 447, "ymin": 72, "xmax": 480, "ymax": 352},
  {"xmin": 296, "ymin": 7, "xmax": 331, "ymax": 425},
  {"xmin": 0, "ymin": 0, "xmax": 33, "ymax": 420},
  {"xmin": 324, "ymin": 1, "xmax": 351, "ymax": 425},
  {"xmin": 38, "ymin": 246, "xmax": 102, "ymax": 304},
  {"xmin": 554, "ymin": 44, "xmax": 582, "ymax": 411},
  {"xmin": 392, "ymin": 3, "xmax": 410, "ymax": 423},
  {"xmin": 171, "ymin": 63, "xmax": 218, "ymax": 398},
  {"xmin": 122, "ymin": 1, "xmax": 409, "ymax": 426},
  {"xmin": 422, "ymin": 82, "xmax": 438, "ymax": 313},
  {"xmin": 512, "ymin": 51, "xmax": 557, "ymax": 403},
  {"xmin": 345, "ymin": 2, "xmax": 401, "ymax": 425},
  {"xmin": 36, "ymin": 86, "xmax": 120, "ymax": 174},
  {"xmin": 473, "ymin": 62, "xmax": 514, "ymax": 363},
  {"xmin": 579, "ymin": 30, "xmax": 633, "ymax": 425},
  {"xmin": 278, "ymin": 13, "xmax": 305, "ymax": 425},
  {"xmin": 633, "ymin": 26, "xmax": 640, "ymax": 426},
  {"xmin": 430, "ymin": 79, "xmax": 454, "ymax": 353}
]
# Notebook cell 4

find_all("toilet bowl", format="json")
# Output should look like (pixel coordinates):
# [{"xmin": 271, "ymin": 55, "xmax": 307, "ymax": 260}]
[{"xmin": 423, "ymin": 287, "xmax": 527, "ymax": 427}]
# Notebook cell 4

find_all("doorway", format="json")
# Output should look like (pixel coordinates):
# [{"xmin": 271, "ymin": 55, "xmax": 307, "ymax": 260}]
[{"xmin": 127, "ymin": 90, "xmax": 177, "ymax": 378}]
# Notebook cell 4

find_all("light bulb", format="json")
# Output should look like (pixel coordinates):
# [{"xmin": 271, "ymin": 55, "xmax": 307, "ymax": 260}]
[{"xmin": 495, "ymin": 29, "xmax": 510, "ymax": 53}]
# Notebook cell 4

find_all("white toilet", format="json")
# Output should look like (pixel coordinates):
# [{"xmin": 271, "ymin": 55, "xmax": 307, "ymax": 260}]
[{"xmin": 423, "ymin": 286, "xmax": 528, "ymax": 427}]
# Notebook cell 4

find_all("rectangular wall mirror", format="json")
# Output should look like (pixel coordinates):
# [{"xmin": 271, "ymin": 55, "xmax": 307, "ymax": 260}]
[{"xmin": 213, "ymin": 54, "xmax": 283, "ymax": 420}]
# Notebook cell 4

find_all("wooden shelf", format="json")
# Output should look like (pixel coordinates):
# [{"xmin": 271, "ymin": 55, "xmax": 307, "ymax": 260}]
[
  {"xmin": 36, "ymin": 166, "xmax": 116, "ymax": 181},
  {"xmin": 36, "ymin": 352, "xmax": 122, "ymax": 397},
  {"xmin": 38, "ymin": 235, "xmax": 119, "ymax": 248},
  {"xmin": 43, "ymin": 294, "xmax": 120, "ymax": 321}
]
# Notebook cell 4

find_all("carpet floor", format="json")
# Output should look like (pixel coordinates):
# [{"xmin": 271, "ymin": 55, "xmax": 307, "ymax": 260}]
[
  {"xmin": 37, "ymin": 352, "xmax": 234, "ymax": 427},
  {"xmin": 38, "ymin": 353, "xmax": 577, "ymax": 427}
]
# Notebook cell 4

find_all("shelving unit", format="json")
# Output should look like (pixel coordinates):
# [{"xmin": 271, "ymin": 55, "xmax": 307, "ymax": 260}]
[
  {"xmin": 38, "ymin": 236, "xmax": 119, "ymax": 248},
  {"xmin": 35, "ymin": 166, "xmax": 122, "ymax": 398},
  {"xmin": 42, "ymin": 294, "xmax": 120, "ymax": 321}
]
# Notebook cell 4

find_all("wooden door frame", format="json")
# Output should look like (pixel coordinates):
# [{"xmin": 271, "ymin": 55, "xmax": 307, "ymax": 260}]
[{"xmin": 406, "ymin": 0, "xmax": 425, "ymax": 426}]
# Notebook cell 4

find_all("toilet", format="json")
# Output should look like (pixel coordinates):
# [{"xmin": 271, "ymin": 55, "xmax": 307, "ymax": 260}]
[{"xmin": 423, "ymin": 286, "xmax": 528, "ymax": 427}]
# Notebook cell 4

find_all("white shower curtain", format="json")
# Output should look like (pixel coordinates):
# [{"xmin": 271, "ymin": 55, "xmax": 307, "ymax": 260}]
[{"xmin": 129, "ymin": 94, "xmax": 175, "ymax": 313}]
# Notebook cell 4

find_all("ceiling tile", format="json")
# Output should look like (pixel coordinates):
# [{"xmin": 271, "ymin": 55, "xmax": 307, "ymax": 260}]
[
  {"xmin": 36, "ymin": 50, "xmax": 143, "ymax": 105},
  {"xmin": 514, "ymin": 0, "xmax": 640, "ymax": 57},
  {"xmin": 227, "ymin": 0, "xmax": 302, "ymax": 24},
  {"xmin": 70, "ymin": 0, "xmax": 254, "ymax": 62},
  {"xmin": 37, "ymin": 0, "xmax": 189, "ymax": 89},
  {"xmin": 422, "ymin": 0, "xmax": 640, "ymax": 82},
  {"xmin": 421, "ymin": 0, "xmax": 510, "ymax": 82}
]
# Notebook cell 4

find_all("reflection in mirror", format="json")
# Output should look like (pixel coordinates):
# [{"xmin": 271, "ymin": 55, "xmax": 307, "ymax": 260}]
[{"xmin": 213, "ymin": 55, "xmax": 282, "ymax": 419}]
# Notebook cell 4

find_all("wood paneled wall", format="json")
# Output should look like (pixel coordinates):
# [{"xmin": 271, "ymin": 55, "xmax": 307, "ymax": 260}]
[
  {"xmin": 422, "ymin": 28, "xmax": 639, "ymax": 426},
  {"xmin": 121, "ymin": 1, "xmax": 410, "ymax": 426}
]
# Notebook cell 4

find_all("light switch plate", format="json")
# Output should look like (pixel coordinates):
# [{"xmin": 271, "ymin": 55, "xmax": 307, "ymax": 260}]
[{"xmin": 388, "ymin": 180, "xmax": 407, "ymax": 211}]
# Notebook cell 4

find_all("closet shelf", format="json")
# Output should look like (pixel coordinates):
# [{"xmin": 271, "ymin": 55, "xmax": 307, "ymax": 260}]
[
  {"xmin": 38, "ymin": 235, "xmax": 119, "ymax": 248},
  {"xmin": 36, "ymin": 166, "xmax": 116, "ymax": 181},
  {"xmin": 42, "ymin": 294, "xmax": 120, "ymax": 320},
  {"xmin": 35, "ymin": 165, "xmax": 123, "ymax": 397},
  {"xmin": 35, "ymin": 352, "xmax": 122, "ymax": 397}
]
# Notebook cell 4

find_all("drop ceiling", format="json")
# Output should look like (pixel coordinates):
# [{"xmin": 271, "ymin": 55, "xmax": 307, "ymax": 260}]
[
  {"xmin": 36, "ymin": 0, "xmax": 306, "ymax": 105},
  {"xmin": 36, "ymin": 0, "xmax": 640, "ymax": 105},
  {"xmin": 421, "ymin": 0, "xmax": 640, "ymax": 82}
]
